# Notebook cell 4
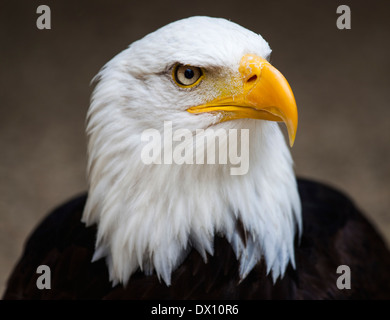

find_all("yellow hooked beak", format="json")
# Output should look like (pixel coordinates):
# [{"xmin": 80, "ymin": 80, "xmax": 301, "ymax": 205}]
[{"xmin": 187, "ymin": 54, "xmax": 298, "ymax": 147}]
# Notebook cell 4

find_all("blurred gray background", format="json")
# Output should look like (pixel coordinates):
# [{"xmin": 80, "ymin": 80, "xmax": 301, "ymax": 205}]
[{"xmin": 1, "ymin": 0, "xmax": 389, "ymax": 296}]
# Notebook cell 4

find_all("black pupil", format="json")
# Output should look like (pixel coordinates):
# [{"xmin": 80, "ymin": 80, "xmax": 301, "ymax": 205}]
[{"xmin": 184, "ymin": 68, "xmax": 194, "ymax": 79}]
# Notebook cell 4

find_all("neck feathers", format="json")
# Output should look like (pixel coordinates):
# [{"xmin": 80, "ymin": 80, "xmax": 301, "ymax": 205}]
[{"xmin": 82, "ymin": 112, "xmax": 301, "ymax": 285}]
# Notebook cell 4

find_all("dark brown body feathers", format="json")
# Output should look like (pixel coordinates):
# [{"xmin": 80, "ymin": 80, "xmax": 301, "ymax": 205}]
[{"xmin": 4, "ymin": 179, "xmax": 390, "ymax": 299}]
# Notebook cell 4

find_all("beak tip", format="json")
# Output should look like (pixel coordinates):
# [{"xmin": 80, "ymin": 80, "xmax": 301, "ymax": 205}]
[
  {"xmin": 289, "ymin": 137, "xmax": 295, "ymax": 148},
  {"xmin": 285, "ymin": 117, "xmax": 297, "ymax": 148}
]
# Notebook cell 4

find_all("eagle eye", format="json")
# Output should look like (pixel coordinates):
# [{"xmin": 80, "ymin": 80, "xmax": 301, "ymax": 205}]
[{"xmin": 173, "ymin": 64, "xmax": 204, "ymax": 87}]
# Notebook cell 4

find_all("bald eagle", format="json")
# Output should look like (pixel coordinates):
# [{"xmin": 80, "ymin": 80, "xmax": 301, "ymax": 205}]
[{"xmin": 4, "ymin": 16, "xmax": 390, "ymax": 300}]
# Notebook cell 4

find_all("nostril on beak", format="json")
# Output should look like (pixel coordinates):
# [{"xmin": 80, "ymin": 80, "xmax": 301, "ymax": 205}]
[{"xmin": 247, "ymin": 75, "xmax": 258, "ymax": 83}]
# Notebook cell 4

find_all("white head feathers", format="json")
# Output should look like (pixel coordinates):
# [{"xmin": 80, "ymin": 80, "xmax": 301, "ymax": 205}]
[{"xmin": 82, "ymin": 16, "xmax": 302, "ymax": 286}]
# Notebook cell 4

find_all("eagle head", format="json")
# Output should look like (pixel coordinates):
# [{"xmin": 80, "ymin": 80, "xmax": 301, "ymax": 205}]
[{"xmin": 82, "ymin": 16, "xmax": 301, "ymax": 286}]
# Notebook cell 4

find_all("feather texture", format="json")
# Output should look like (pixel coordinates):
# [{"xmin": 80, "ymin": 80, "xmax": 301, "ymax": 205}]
[
  {"xmin": 82, "ymin": 16, "xmax": 300, "ymax": 285},
  {"xmin": 4, "ymin": 180, "xmax": 390, "ymax": 299}
]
